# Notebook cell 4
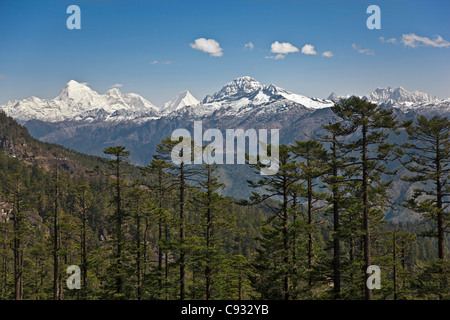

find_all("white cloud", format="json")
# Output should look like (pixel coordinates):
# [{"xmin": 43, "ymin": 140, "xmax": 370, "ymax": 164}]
[
  {"xmin": 0, "ymin": 74, "xmax": 6, "ymax": 80},
  {"xmin": 301, "ymin": 44, "xmax": 317, "ymax": 55},
  {"xmin": 265, "ymin": 55, "xmax": 283, "ymax": 60},
  {"xmin": 244, "ymin": 42, "xmax": 254, "ymax": 50},
  {"xmin": 110, "ymin": 83, "xmax": 123, "ymax": 88},
  {"xmin": 190, "ymin": 38, "xmax": 223, "ymax": 57},
  {"xmin": 401, "ymin": 33, "xmax": 450, "ymax": 48},
  {"xmin": 151, "ymin": 60, "xmax": 172, "ymax": 65},
  {"xmin": 387, "ymin": 38, "xmax": 397, "ymax": 44},
  {"xmin": 322, "ymin": 51, "xmax": 333, "ymax": 58},
  {"xmin": 379, "ymin": 36, "xmax": 398, "ymax": 45},
  {"xmin": 352, "ymin": 43, "xmax": 375, "ymax": 55},
  {"xmin": 270, "ymin": 41, "xmax": 299, "ymax": 59}
]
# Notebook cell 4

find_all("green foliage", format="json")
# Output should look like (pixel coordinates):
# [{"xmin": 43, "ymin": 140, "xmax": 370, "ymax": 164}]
[{"xmin": 0, "ymin": 108, "xmax": 447, "ymax": 300}]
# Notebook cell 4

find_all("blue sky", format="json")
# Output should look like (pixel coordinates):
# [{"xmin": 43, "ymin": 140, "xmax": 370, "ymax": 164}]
[{"xmin": 0, "ymin": 0, "xmax": 449, "ymax": 107}]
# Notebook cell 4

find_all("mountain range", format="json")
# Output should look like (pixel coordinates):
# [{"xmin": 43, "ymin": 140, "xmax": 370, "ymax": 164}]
[
  {"xmin": 1, "ymin": 76, "xmax": 449, "ymax": 221},
  {"xmin": 2, "ymin": 76, "xmax": 449, "ymax": 124}
]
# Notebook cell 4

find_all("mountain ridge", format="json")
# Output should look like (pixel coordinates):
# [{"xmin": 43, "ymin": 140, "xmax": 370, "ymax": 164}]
[{"xmin": 2, "ymin": 77, "xmax": 449, "ymax": 123}]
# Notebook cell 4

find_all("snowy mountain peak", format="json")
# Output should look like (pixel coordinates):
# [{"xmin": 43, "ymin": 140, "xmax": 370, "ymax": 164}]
[
  {"xmin": 185, "ymin": 77, "xmax": 333, "ymax": 118},
  {"xmin": 64, "ymin": 79, "xmax": 88, "ymax": 89},
  {"xmin": 162, "ymin": 90, "xmax": 200, "ymax": 113},
  {"xmin": 266, "ymin": 84, "xmax": 286, "ymax": 95},
  {"xmin": 105, "ymin": 87, "xmax": 121, "ymax": 96},
  {"xmin": 203, "ymin": 76, "xmax": 264, "ymax": 103},
  {"xmin": 2, "ymin": 78, "xmax": 447, "ymax": 124},
  {"xmin": 0, "ymin": 81, "xmax": 159, "ymax": 123},
  {"xmin": 327, "ymin": 92, "xmax": 339, "ymax": 101},
  {"xmin": 229, "ymin": 76, "xmax": 264, "ymax": 90},
  {"xmin": 366, "ymin": 86, "xmax": 439, "ymax": 104},
  {"xmin": 57, "ymin": 80, "xmax": 96, "ymax": 102}
]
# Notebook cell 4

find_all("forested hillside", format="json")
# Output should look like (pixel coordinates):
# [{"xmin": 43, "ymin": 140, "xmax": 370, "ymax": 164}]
[{"xmin": 0, "ymin": 97, "xmax": 448, "ymax": 300}]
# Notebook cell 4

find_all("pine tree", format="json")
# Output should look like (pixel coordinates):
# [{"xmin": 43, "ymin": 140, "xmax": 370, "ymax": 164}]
[
  {"xmin": 7, "ymin": 173, "xmax": 28, "ymax": 300},
  {"xmin": 331, "ymin": 96, "xmax": 398, "ymax": 299},
  {"xmin": 318, "ymin": 122, "xmax": 354, "ymax": 298},
  {"xmin": 246, "ymin": 145, "xmax": 301, "ymax": 299},
  {"xmin": 400, "ymin": 115, "xmax": 449, "ymax": 297},
  {"xmin": 72, "ymin": 184, "xmax": 92, "ymax": 298},
  {"xmin": 292, "ymin": 139, "xmax": 328, "ymax": 296},
  {"xmin": 143, "ymin": 158, "xmax": 173, "ymax": 297},
  {"xmin": 384, "ymin": 228, "xmax": 416, "ymax": 300},
  {"xmin": 189, "ymin": 162, "xmax": 234, "ymax": 299},
  {"xmin": 126, "ymin": 184, "xmax": 153, "ymax": 300},
  {"xmin": 103, "ymin": 146, "xmax": 130, "ymax": 298},
  {"xmin": 51, "ymin": 163, "xmax": 62, "ymax": 300},
  {"xmin": 153, "ymin": 137, "xmax": 200, "ymax": 300}
]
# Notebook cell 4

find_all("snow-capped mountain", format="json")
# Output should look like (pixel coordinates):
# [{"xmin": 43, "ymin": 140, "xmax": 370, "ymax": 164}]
[
  {"xmin": 265, "ymin": 84, "xmax": 331, "ymax": 109},
  {"xmin": 365, "ymin": 86, "xmax": 438, "ymax": 105},
  {"xmin": 327, "ymin": 92, "xmax": 339, "ymax": 101},
  {"xmin": 204, "ymin": 76, "xmax": 265, "ymax": 103},
  {"xmin": 325, "ymin": 86, "xmax": 449, "ymax": 114},
  {"xmin": 1, "ymin": 77, "xmax": 449, "ymax": 125},
  {"xmin": 1, "ymin": 76, "xmax": 332, "ymax": 122},
  {"xmin": 0, "ymin": 80, "xmax": 159, "ymax": 123},
  {"xmin": 363, "ymin": 87, "xmax": 449, "ymax": 113},
  {"xmin": 161, "ymin": 90, "xmax": 200, "ymax": 114},
  {"xmin": 177, "ymin": 76, "xmax": 333, "ymax": 117}
]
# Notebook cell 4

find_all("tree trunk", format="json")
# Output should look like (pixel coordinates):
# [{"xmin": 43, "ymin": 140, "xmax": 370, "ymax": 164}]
[
  {"xmin": 205, "ymin": 167, "xmax": 212, "ymax": 300},
  {"xmin": 157, "ymin": 172, "xmax": 163, "ymax": 294},
  {"xmin": 282, "ymin": 177, "xmax": 290, "ymax": 300},
  {"xmin": 307, "ymin": 177, "xmax": 313, "ymax": 294},
  {"xmin": 81, "ymin": 188, "xmax": 87, "ymax": 297},
  {"xmin": 331, "ymin": 135, "xmax": 341, "ymax": 298},
  {"xmin": 179, "ymin": 162, "xmax": 186, "ymax": 300},
  {"xmin": 362, "ymin": 124, "xmax": 372, "ymax": 300},
  {"xmin": 13, "ymin": 191, "xmax": 23, "ymax": 300},
  {"xmin": 53, "ymin": 165, "xmax": 60, "ymax": 300},
  {"xmin": 116, "ymin": 157, "xmax": 123, "ymax": 296},
  {"xmin": 435, "ymin": 136, "xmax": 446, "ymax": 295},
  {"xmin": 136, "ymin": 207, "xmax": 142, "ymax": 300},
  {"xmin": 393, "ymin": 231, "xmax": 398, "ymax": 300}
]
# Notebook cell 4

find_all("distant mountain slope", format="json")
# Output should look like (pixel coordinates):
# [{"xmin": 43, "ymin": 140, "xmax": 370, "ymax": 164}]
[{"xmin": 0, "ymin": 111, "xmax": 112, "ymax": 174}]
